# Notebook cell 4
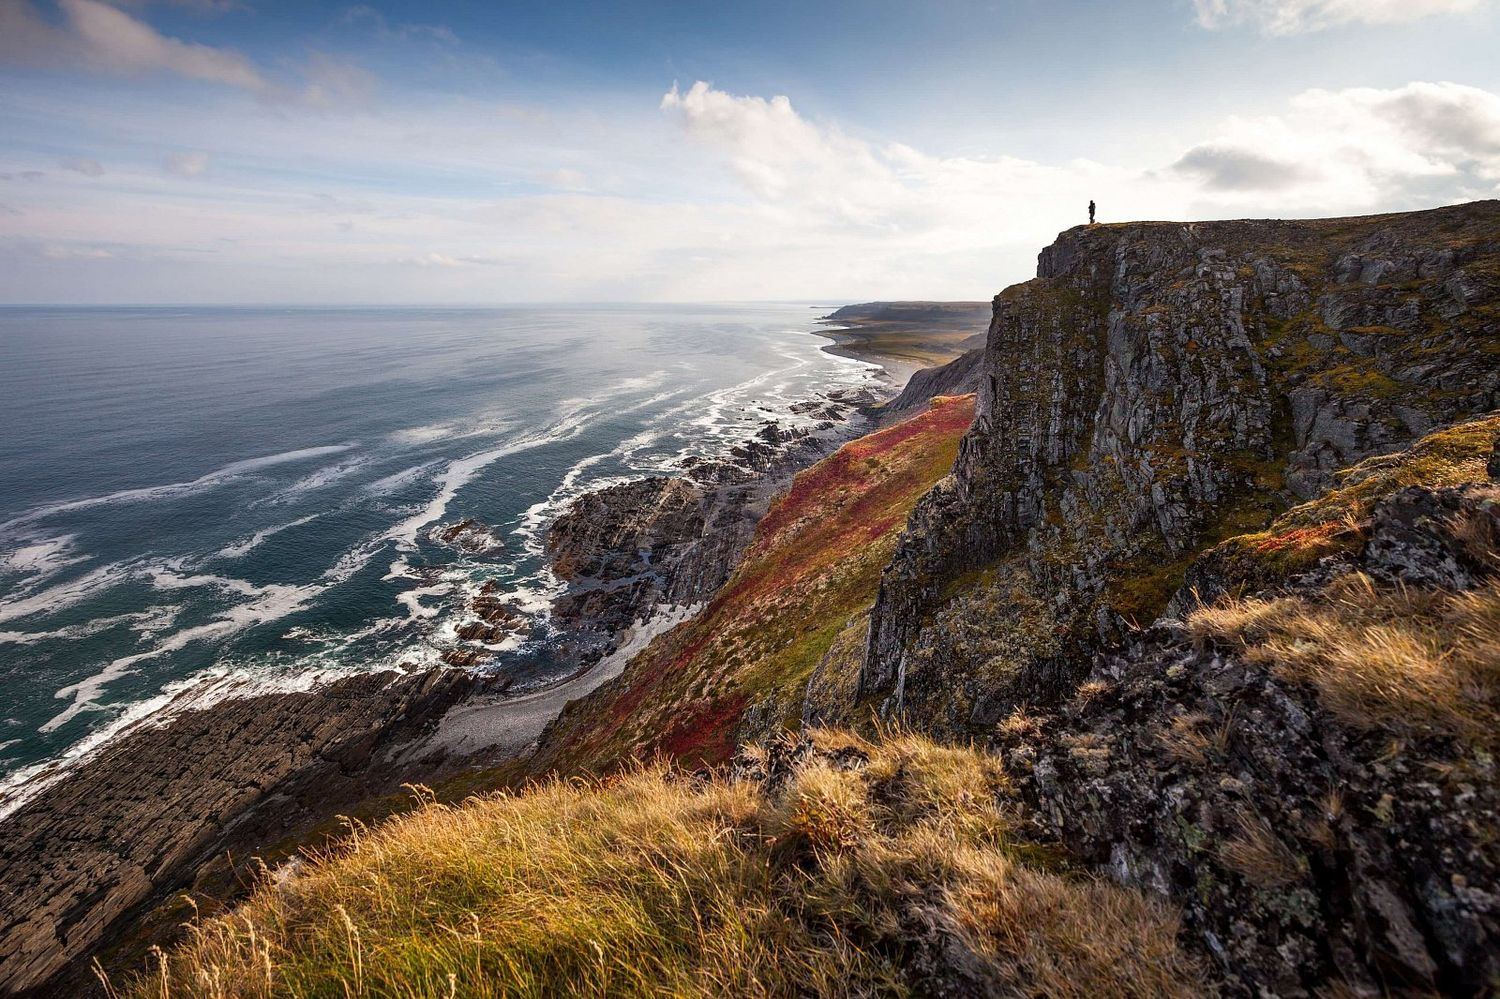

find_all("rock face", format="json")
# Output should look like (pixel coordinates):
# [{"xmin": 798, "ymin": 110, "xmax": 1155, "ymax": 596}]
[
  {"xmin": 831, "ymin": 202, "xmax": 1500, "ymax": 995},
  {"xmin": 0, "ymin": 668, "xmax": 486, "ymax": 996},
  {"xmin": 994, "ymin": 469, "xmax": 1500, "ymax": 996},
  {"xmin": 861, "ymin": 202, "xmax": 1500, "ymax": 733}
]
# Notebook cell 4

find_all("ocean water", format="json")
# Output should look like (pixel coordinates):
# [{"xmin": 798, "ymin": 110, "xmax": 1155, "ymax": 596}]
[{"xmin": 0, "ymin": 305, "xmax": 880, "ymax": 804}]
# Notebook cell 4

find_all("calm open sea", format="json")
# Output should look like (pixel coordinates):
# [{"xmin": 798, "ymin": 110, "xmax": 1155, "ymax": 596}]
[{"xmin": 0, "ymin": 304, "xmax": 879, "ymax": 802}]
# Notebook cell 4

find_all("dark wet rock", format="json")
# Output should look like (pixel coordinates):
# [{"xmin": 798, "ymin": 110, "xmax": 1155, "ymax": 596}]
[
  {"xmin": 544, "ymin": 406, "xmax": 878, "ymax": 641},
  {"xmin": 427, "ymin": 518, "xmax": 505, "ymax": 556},
  {"xmin": 440, "ymin": 645, "xmax": 491, "ymax": 667},
  {"xmin": 548, "ymin": 477, "xmax": 705, "ymax": 584}
]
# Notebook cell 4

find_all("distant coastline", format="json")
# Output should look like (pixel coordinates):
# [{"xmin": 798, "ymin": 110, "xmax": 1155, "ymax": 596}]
[{"xmin": 809, "ymin": 301, "xmax": 990, "ymax": 387}]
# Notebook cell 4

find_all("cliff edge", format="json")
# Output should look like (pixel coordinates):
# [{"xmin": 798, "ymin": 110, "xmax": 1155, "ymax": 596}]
[{"xmin": 861, "ymin": 201, "xmax": 1500, "ymax": 730}]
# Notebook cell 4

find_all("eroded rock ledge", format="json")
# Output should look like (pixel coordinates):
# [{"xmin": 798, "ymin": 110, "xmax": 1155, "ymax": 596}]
[{"xmin": 0, "ymin": 668, "xmax": 491, "ymax": 996}]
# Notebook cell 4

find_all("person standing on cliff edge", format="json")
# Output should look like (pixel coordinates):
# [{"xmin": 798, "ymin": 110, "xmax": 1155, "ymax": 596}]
[{"xmin": 1088, "ymin": 199, "xmax": 1096, "ymax": 224}]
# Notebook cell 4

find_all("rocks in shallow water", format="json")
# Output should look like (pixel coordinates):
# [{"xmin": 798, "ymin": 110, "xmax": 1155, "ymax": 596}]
[
  {"xmin": 427, "ymin": 517, "xmax": 505, "ymax": 555},
  {"xmin": 441, "ymin": 646, "xmax": 491, "ymax": 667},
  {"xmin": 543, "ymin": 407, "xmax": 873, "ymax": 640},
  {"xmin": 548, "ymin": 477, "xmax": 705, "ymax": 583}
]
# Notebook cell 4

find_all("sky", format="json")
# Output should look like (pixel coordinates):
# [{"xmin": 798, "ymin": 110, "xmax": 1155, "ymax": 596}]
[{"xmin": 0, "ymin": 0, "xmax": 1496, "ymax": 304}]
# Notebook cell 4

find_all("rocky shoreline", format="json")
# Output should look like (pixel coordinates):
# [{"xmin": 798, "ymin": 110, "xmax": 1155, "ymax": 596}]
[
  {"xmin": 0, "ymin": 667, "xmax": 495, "ymax": 996},
  {"xmin": 0, "ymin": 346, "xmax": 905, "ymax": 996}
]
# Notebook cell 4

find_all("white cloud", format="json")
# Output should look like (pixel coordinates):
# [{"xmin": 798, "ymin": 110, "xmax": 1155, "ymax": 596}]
[
  {"xmin": 163, "ymin": 150, "xmax": 211, "ymax": 177},
  {"xmin": 1172, "ymin": 82, "xmax": 1500, "ymax": 204},
  {"xmin": 4, "ymin": 77, "xmax": 1498, "ymax": 304},
  {"xmin": 40, "ymin": 0, "xmax": 264, "ymax": 87},
  {"xmin": 661, "ymin": 81, "xmax": 902, "ymax": 223},
  {"xmin": 1192, "ymin": 0, "xmax": 1485, "ymax": 34},
  {"xmin": 291, "ymin": 51, "xmax": 377, "ymax": 110},
  {"xmin": 0, "ymin": 0, "xmax": 372, "ymax": 106},
  {"xmin": 340, "ymin": 5, "xmax": 458, "ymax": 45},
  {"xmin": 394, "ymin": 252, "xmax": 499, "ymax": 268},
  {"xmin": 545, "ymin": 167, "xmax": 589, "ymax": 191},
  {"xmin": 41, "ymin": 242, "xmax": 113, "ymax": 258}
]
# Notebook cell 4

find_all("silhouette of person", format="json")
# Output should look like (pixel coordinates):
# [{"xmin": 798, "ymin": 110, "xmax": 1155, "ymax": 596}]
[{"xmin": 1089, "ymin": 200, "xmax": 1096, "ymax": 225}]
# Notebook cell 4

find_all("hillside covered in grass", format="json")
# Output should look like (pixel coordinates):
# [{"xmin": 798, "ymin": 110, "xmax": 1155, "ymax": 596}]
[
  {"xmin": 119, "ymin": 730, "xmax": 1207, "ymax": 999},
  {"xmin": 98, "ymin": 206, "xmax": 1500, "ymax": 997}
]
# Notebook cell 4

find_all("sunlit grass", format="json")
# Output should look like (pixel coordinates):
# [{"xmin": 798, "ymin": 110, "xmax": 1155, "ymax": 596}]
[
  {"xmin": 1189, "ymin": 572, "xmax": 1500, "ymax": 745},
  {"xmin": 117, "ymin": 731, "xmax": 1206, "ymax": 998}
]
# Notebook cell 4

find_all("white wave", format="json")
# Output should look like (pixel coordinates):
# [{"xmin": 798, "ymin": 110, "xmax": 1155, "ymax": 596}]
[
  {"xmin": 215, "ymin": 515, "xmax": 321, "ymax": 560},
  {"xmin": 256, "ymin": 458, "xmax": 371, "ymax": 506},
  {"xmin": 1, "ymin": 534, "xmax": 86, "ymax": 579},
  {"xmin": 0, "ymin": 653, "xmax": 407, "ymax": 820},
  {"xmin": 615, "ymin": 387, "xmax": 688, "ymax": 416},
  {"xmin": 0, "ymin": 445, "xmax": 356, "ymax": 534},
  {"xmin": 39, "ymin": 576, "xmax": 326, "ymax": 734},
  {"xmin": 383, "ymin": 404, "xmax": 598, "ymax": 550},
  {"xmin": 388, "ymin": 422, "xmax": 461, "ymax": 445},
  {"xmin": 396, "ymin": 582, "xmax": 452, "ymax": 621},
  {"xmin": 364, "ymin": 461, "xmax": 439, "ymax": 496},
  {"xmin": 0, "ymin": 605, "xmax": 179, "ymax": 646},
  {"xmin": 0, "ymin": 561, "xmax": 136, "ymax": 626}
]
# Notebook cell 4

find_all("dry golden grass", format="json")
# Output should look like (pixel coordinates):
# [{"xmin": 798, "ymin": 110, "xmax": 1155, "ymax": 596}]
[
  {"xmin": 1188, "ymin": 573, "xmax": 1500, "ymax": 745},
  {"xmin": 118, "ymin": 731, "xmax": 1207, "ymax": 998},
  {"xmin": 1218, "ymin": 810, "xmax": 1305, "ymax": 889}
]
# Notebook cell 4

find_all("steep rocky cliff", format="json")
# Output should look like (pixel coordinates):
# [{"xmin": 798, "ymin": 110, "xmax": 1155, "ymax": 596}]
[
  {"xmin": 859, "ymin": 202, "xmax": 1500, "ymax": 735},
  {"xmin": 820, "ymin": 202, "xmax": 1500, "ymax": 994}
]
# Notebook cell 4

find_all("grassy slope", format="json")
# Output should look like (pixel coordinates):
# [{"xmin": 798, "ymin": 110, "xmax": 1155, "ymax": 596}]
[
  {"xmin": 532, "ymin": 394, "xmax": 977, "ymax": 772},
  {"xmin": 125, "ymin": 730, "xmax": 1206, "ymax": 999}
]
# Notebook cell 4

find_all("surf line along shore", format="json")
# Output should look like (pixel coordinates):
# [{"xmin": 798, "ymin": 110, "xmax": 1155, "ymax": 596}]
[{"xmin": 0, "ymin": 306, "xmax": 986, "ymax": 996}]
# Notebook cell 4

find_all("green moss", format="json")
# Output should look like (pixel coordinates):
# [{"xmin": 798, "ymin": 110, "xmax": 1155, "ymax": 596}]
[{"xmin": 1311, "ymin": 363, "xmax": 1403, "ymax": 399}]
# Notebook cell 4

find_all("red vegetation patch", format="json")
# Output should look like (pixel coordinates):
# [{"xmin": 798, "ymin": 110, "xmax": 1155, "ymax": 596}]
[
  {"xmin": 655, "ymin": 694, "xmax": 751, "ymax": 767},
  {"xmin": 537, "ymin": 394, "xmax": 977, "ymax": 775},
  {"xmin": 752, "ymin": 394, "xmax": 975, "ymax": 555},
  {"xmin": 1252, "ymin": 521, "xmax": 1342, "ymax": 553}
]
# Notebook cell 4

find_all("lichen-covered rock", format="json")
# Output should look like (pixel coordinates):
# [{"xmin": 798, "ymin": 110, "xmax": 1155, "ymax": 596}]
[
  {"xmin": 989, "ymin": 467, "xmax": 1500, "ymax": 996},
  {"xmin": 861, "ymin": 202, "xmax": 1500, "ymax": 735}
]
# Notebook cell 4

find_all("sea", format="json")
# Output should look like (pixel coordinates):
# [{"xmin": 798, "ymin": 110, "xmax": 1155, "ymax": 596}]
[{"xmin": 0, "ymin": 304, "xmax": 882, "ymax": 811}]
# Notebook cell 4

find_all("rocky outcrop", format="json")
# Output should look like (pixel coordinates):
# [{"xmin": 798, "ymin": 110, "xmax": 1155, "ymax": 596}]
[
  {"xmin": 549, "ymin": 477, "xmax": 705, "ymax": 581},
  {"xmin": 828, "ymin": 203, "xmax": 1500, "ymax": 996},
  {"xmin": 0, "ymin": 668, "xmax": 488, "ymax": 996},
  {"xmin": 992, "ymin": 462, "xmax": 1500, "ymax": 996},
  {"xmin": 860, "ymin": 202, "xmax": 1500, "ymax": 734},
  {"xmin": 883, "ymin": 348, "xmax": 984, "ymax": 412},
  {"xmin": 545, "ymin": 409, "xmax": 878, "ymax": 642},
  {"xmin": 427, "ymin": 517, "xmax": 505, "ymax": 555}
]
